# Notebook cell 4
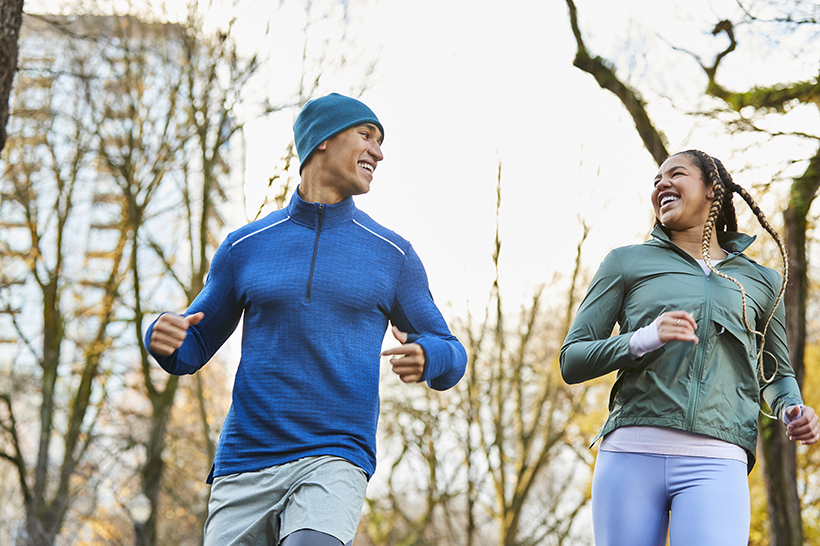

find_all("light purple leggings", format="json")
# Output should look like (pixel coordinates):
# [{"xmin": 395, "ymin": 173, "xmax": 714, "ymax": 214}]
[{"xmin": 592, "ymin": 450, "xmax": 750, "ymax": 546}]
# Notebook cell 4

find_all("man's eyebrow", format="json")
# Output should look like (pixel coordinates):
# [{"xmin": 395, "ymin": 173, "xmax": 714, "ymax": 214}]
[{"xmin": 360, "ymin": 123, "xmax": 383, "ymax": 143}]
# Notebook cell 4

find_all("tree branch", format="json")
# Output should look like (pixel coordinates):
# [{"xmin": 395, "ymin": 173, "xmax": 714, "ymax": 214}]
[
  {"xmin": 565, "ymin": 0, "xmax": 669, "ymax": 165},
  {"xmin": 0, "ymin": 393, "xmax": 31, "ymax": 505}
]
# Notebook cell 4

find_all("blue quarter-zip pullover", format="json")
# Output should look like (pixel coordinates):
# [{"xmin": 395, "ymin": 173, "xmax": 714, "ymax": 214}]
[{"xmin": 146, "ymin": 191, "xmax": 467, "ymax": 481}]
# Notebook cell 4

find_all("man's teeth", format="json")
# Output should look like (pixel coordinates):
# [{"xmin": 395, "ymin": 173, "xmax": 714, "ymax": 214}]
[
  {"xmin": 359, "ymin": 162, "xmax": 373, "ymax": 172},
  {"xmin": 661, "ymin": 195, "xmax": 679, "ymax": 206}
]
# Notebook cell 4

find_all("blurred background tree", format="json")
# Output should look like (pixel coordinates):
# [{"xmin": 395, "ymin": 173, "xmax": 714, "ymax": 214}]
[{"xmin": 359, "ymin": 164, "xmax": 607, "ymax": 546}]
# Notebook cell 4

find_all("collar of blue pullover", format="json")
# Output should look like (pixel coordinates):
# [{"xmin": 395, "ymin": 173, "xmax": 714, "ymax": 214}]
[{"xmin": 288, "ymin": 187, "xmax": 357, "ymax": 230}]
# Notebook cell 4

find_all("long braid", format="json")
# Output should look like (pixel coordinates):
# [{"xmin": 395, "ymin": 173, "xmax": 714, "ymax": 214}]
[
  {"xmin": 678, "ymin": 150, "xmax": 789, "ymax": 391},
  {"xmin": 720, "ymin": 181, "xmax": 738, "ymax": 232},
  {"xmin": 716, "ymin": 158, "xmax": 790, "ymax": 385}
]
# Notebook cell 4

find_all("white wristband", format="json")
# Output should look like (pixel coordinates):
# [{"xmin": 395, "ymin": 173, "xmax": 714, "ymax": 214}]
[{"xmin": 629, "ymin": 319, "xmax": 664, "ymax": 359}]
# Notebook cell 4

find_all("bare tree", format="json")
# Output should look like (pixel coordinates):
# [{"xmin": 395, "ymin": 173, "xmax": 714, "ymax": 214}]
[
  {"xmin": 0, "ymin": 14, "xmax": 131, "ymax": 544},
  {"xmin": 79, "ymin": 13, "xmax": 196, "ymax": 546},
  {"xmin": 460, "ymin": 163, "xmax": 596, "ymax": 546},
  {"xmin": 363, "ymin": 162, "xmax": 602, "ymax": 546},
  {"xmin": 0, "ymin": 8, "xmax": 249, "ymax": 544}
]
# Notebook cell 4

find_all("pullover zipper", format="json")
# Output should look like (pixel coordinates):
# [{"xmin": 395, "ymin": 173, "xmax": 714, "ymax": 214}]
[
  {"xmin": 686, "ymin": 272, "xmax": 712, "ymax": 430},
  {"xmin": 306, "ymin": 204, "xmax": 323, "ymax": 302}
]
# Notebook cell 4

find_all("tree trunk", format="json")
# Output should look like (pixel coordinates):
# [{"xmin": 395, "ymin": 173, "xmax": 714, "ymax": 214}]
[
  {"xmin": 763, "ymin": 154, "xmax": 820, "ymax": 546},
  {"xmin": 0, "ymin": 0, "xmax": 24, "ymax": 153},
  {"xmin": 141, "ymin": 387, "xmax": 178, "ymax": 546},
  {"xmin": 24, "ymin": 513, "xmax": 59, "ymax": 546},
  {"xmin": 760, "ymin": 422, "xmax": 801, "ymax": 546}
]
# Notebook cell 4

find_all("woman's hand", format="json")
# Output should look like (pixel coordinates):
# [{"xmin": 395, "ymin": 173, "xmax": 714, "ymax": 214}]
[
  {"xmin": 656, "ymin": 311, "xmax": 698, "ymax": 344},
  {"xmin": 786, "ymin": 405, "xmax": 820, "ymax": 445}
]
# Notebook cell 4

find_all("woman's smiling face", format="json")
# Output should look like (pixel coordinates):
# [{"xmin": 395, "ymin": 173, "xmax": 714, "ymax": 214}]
[{"xmin": 651, "ymin": 153, "xmax": 714, "ymax": 232}]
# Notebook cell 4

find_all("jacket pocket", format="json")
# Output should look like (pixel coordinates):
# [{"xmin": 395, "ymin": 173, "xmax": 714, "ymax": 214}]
[{"xmin": 711, "ymin": 310, "xmax": 757, "ymax": 363}]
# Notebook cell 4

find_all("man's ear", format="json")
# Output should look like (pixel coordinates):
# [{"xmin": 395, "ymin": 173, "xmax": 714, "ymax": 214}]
[{"xmin": 317, "ymin": 140, "xmax": 328, "ymax": 151}]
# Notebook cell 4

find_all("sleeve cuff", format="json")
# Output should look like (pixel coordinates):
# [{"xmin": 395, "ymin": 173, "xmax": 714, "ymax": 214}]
[{"xmin": 629, "ymin": 319, "xmax": 664, "ymax": 359}]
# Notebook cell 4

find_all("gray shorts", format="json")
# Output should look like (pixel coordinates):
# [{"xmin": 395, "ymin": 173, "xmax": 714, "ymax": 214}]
[{"xmin": 203, "ymin": 456, "xmax": 368, "ymax": 546}]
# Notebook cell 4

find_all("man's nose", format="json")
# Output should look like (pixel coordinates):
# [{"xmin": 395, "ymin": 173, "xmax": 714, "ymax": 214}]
[{"xmin": 370, "ymin": 142, "xmax": 384, "ymax": 162}]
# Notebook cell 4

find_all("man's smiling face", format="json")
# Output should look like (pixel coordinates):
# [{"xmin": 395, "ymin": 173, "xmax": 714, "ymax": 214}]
[{"xmin": 317, "ymin": 123, "xmax": 384, "ymax": 199}]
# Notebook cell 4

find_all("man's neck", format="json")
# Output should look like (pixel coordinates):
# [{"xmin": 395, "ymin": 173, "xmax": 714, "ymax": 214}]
[{"xmin": 298, "ymin": 171, "xmax": 345, "ymax": 205}]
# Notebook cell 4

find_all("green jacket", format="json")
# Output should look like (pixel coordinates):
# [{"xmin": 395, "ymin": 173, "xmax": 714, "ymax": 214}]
[{"xmin": 561, "ymin": 225, "xmax": 802, "ymax": 469}]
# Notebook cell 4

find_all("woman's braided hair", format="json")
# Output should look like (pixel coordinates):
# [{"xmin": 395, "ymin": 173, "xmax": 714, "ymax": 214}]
[{"xmin": 677, "ymin": 150, "xmax": 788, "ymax": 386}]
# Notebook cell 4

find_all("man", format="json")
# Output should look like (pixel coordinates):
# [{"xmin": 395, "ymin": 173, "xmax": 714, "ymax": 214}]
[{"xmin": 145, "ymin": 93, "xmax": 467, "ymax": 546}]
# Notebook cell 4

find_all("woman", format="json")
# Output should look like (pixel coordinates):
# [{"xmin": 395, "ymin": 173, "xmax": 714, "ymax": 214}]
[{"xmin": 560, "ymin": 150, "xmax": 819, "ymax": 546}]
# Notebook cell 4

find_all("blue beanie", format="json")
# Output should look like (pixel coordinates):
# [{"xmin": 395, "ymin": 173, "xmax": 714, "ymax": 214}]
[{"xmin": 294, "ymin": 93, "xmax": 384, "ymax": 172}]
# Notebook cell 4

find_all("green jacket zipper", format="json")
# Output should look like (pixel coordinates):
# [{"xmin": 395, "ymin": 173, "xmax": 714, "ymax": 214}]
[
  {"xmin": 306, "ymin": 204, "xmax": 323, "ymax": 303},
  {"xmin": 655, "ymin": 241, "xmax": 737, "ymax": 430},
  {"xmin": 686, "ymin": 272, "xmax": 712, "ymax": 429}
]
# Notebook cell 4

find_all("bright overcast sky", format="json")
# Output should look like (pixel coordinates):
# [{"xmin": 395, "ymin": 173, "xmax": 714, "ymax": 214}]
[
  {"xmin": 238, "ymin": 0, "xmax": 664, "ymax": 314},
  {"xmin": 237, "ymin": 0, "xmax": 820, "ymax": 317}
]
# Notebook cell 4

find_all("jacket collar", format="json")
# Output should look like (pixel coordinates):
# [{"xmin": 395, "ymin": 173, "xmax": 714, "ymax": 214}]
[
  {"xmin": 287, "ymin": 187, "xmax": 357, "ymax": 229},
  {"xmin": 650, "ymin": 224, "xmax": 757, "ymax": 255}
]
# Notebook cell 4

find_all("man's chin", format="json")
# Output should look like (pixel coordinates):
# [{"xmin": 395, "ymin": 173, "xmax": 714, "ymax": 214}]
[{"xmin": 356, "ymin": 181, "xmax": 372, "ymax": 195}]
